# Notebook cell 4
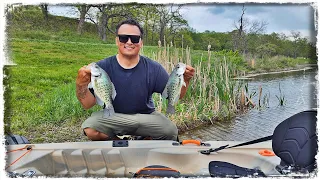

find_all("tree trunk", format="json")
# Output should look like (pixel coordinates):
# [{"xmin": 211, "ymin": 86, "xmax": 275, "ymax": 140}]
[
  {"xmin": 77, "ymin": 5, "xmax": 90, "ymax": 35},
  {"xmin": 98, "ymin": 5, "xmax": 108, "ymax": 41},
  {"xmin": 151, "ymin": 19, "xmax": 156, "ymax": 45},
  {"xmin": 144, "ymin": 11, "xmax": 149, "ymax": 44},
  {"xmin": 159, "ymin": 20, "xmax": 165, "ymax": 46},
  {"xmin": 40, "ymin": 4, "xmax": 48, "ymax": 22}
]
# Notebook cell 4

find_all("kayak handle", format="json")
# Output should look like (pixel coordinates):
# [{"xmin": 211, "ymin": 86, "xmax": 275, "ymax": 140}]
[{"xmin": 182, "ymin": 140, "xmax": 201, "ymax": 146}]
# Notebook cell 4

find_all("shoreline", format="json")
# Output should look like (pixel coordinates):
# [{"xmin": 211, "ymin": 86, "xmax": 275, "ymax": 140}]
[{"xmin": 234, "ymin": 65, "xmax": 317, "ymax": 80}]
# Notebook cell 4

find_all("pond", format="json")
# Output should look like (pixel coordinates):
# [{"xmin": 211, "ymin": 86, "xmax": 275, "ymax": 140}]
[{"xmin": 180, "ymin": 68, "xmax": 318, "ymax": 141}]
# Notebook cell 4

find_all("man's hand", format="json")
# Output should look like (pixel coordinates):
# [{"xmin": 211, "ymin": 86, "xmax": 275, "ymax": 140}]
[
  {"xmin": 183, "ymin": 65, "xmax": 195, "ymax": 82},
  {"xmin": 76, "ymin": 65, "xmax": 91, "ymax": 86},
  {"xmin": 76, "ymin": 64, "xmax": 96, "ymax": 109},
  {"xmin": 179, "ymin": 65, "xmax": 195, "ymax": 99}
]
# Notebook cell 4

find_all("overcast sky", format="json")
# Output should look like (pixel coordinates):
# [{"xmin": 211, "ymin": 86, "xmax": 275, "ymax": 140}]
[{"xmin": 48, "ymin": 3, "xmax": 316, "ymax": 42}]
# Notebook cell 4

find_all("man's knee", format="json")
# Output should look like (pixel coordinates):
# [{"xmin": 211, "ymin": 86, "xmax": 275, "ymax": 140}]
[
  {"xmin": 161, "ymin": 123, "xmax": 178, "ymax": 140},
  {"xmin": 155, "ymin": 114, "xmax": 178, "ymax": 140},
  {"xmin": 84, "ymin": 128, "xmax": 109, "ymax": 141}
]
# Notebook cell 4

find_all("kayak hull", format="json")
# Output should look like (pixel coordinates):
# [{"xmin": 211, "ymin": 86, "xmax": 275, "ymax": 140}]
[{"xmin": 6, "ymin": 140, "xmax": 281, "ymax": 177}]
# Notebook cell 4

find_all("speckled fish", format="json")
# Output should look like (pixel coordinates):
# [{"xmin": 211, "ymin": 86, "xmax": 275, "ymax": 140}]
[
  {"xmin": 90, "ymin": 63, "xmax": 117, "ymax": 118},
  {"xmin": 162, "ymin": 63, "xmax": 186, "ymax": 115}
]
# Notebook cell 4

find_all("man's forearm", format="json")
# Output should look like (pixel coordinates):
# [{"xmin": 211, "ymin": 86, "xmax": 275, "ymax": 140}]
[
  {"xmin": 76, "ymin": 84, "xmax": 89, "ymax": 100},
  {"xmin": 76, "ymin": 83, "xmax": 96, "ymax": 109}
]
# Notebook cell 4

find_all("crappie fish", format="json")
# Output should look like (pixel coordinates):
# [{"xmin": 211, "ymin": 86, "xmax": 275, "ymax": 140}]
[
  {"xmin": 90, "ymin": 63, "xmax": 117, "ymax": 118},
  {"xmin": 162, "ymin": 63, "xmax": 186, "ymax": 115}
]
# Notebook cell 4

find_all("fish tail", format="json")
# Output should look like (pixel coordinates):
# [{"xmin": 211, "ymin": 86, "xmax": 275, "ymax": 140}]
[
  {"xmin": 166, "ymin": 104, "xmax": 175, "ymax": 115},
  {"xmin": 103, "ymin": 106, "xmax": 115, "ymax": 118}
]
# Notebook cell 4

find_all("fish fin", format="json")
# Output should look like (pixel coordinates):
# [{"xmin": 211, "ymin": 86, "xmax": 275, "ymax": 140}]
[
  {"xmin": 103, "ymin": 106, "xmax": 115, "ymax": 118},
  {"xmin": 112, "ymin": 83, "xmax": 117, "ymax": 100},
  {"xmin": 95, "ymin": 95, "xmax": 104, "ymax": 106},
  {"xmin": 162, "ymin": 85, "xmax": 168, "ymax": 99},
  {"xmin": 166, "ymin": 104, "xmax": 175, "ymax": 115}
]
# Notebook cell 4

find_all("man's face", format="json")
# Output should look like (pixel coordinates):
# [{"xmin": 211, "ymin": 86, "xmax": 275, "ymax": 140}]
[{"xmin": 116, "ymin": 24, "xmax": 143, "ymax": 58}]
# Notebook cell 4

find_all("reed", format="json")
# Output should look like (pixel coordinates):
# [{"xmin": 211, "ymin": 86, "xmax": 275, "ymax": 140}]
[
  {"xmin": 152, "ymin": 43, "xmax": 244, "ymax": 127},
  {"xmin": 276, "ymin": 83, "xmax": 286, "ymax": 106}
]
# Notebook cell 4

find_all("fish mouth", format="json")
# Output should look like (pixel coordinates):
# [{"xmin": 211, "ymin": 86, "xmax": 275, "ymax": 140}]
[
  {"xmin": 93, "ymin": 72, "xmax": 101, "ymax": 77},
  {"xmin": 91, "ymin": 71, "xmax": 101, "ymax": 77}
]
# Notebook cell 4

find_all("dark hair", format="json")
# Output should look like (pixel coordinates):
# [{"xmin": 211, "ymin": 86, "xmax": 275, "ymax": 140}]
[{"xmin": 116, "ymin": 19, "xmax": 144, "ymax": 38}]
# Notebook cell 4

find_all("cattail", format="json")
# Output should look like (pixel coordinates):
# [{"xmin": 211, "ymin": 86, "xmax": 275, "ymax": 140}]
[
  {"xmin": 224, "ymin": 57, "xmax": 229, "ymax": 92},
  {"xmin": 251, "ymin": 59, "xmax": 255, "ymax": 68},
  {"xmin": 202, "ymin": 74, "xmax": 207, "ymax": 100},
  {"xmin": 208, "ymin": 50, "xmax": 211, "ymax": 73},
  {"xmin": 240, "ymin": 88, "xmax": 245, "ymax": 107}
]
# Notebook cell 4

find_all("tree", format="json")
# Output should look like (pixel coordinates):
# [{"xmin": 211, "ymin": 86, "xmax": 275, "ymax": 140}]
[
  {"xmin": 40, "ymin": 4, "xmax": 48, "ymax": 21},
  {"xmin": 76, "ymin": 4, "xmax": 91, "ymax": 35},
  {"xmin": 290, "ymin": 30, "xmax": 303, "ymax": 59},
  {"xmin": 131, "ymin": 4, "xmax": 159, "ymax": 45},
  {"xmin": 86, "ymin": 4, "xmax": 132, "ymax": 41},
  {"xmin": 155, "ymin": 5, "xmax": 188, "ymax": 46},
  {"xmin": 232, "ymin": 4, "xmax": 268, "ymax": 56},
  {"xmin": 174, "ymin": 28, "xmax": 195, "ymax": 48},
  {"xmin": 168, "ymin": 14, "xmax": 188, "ymax": 46},
  {"xmin": 256, "ymin": 43, "xmax": 277, "ymax": 58}
]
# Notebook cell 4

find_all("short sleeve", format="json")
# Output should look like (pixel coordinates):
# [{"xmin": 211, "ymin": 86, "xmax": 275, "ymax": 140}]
[{"xmin": 154, "ymin": 65, "xmax": 169, "ymax": 93}]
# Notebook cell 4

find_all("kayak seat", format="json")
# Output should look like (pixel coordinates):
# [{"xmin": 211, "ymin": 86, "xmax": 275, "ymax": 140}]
[
  {"xmin": 209, "ymin": 110, "xmax": 317, "ymax": 177},
  {"xmin": 272, "ymin": 110, "xmax": 317, "ymax": 174}
]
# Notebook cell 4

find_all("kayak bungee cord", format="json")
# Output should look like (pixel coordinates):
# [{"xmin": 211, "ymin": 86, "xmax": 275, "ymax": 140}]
[
  {"xmin": 200, "ymin": 135, "xmax": 273, "ymax": 155},
  {"xmin": 6, "ymin": 145, "xmax": 33, "ymax": 170}
]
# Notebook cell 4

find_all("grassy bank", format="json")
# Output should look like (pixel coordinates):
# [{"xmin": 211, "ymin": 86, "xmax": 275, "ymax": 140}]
[
  {"xmin": 4, "ymin": 38, "xmax": 241, "ymax": 143},
  {"xmin": 243, "ymin": 55, "xmax": 316, "ymax": 75},
  {"xmin": 5, "ymin": 37, "xmax": 316, "ymax": 143}
]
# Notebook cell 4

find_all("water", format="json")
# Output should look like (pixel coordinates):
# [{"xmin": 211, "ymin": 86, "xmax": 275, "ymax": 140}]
[{"xmin": 180, "ymin": 69, "xmax": 318, "ymax": 141}]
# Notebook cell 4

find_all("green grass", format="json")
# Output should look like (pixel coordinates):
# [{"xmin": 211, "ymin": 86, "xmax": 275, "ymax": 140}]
[
  {"xmin": 5, "ymin": 37, "xmax": 245, "ymax": 143},
  {"xmin": 5, "ymin": 39, "xmax": 119, "ymax": 142},
  {"xmin": 247, "ymin": 55, "xmax": 316, "ymax": 73}
]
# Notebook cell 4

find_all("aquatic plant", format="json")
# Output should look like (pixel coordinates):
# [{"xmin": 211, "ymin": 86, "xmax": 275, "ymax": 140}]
[{"xmin": 275, "ymin": 83, "xmax": 286, "ymax": 106}]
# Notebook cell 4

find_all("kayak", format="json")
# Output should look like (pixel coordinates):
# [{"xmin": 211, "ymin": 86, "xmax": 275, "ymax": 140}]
[
  {"xmin": 6, "ymin": 140, "xmax": 280, "ymax": 177},
  {"xmin": 5, "ymin": 110, "xmax": 317, "ymax": 178}
]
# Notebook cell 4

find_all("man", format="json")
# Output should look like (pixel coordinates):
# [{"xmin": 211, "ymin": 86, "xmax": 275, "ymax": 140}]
[{"xmin": 76, "ymin": 19, "xmax": 195, "ymax": 141}]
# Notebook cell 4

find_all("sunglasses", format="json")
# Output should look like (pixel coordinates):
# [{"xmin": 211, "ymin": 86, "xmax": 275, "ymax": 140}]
[{"xmin": 118, "ymin": 34, "xmax": 141, "ymax": 44}]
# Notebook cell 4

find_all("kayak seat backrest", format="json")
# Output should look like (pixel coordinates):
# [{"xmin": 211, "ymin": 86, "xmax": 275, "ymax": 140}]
[{"xmin": 272, "ymin": 110, "xmax": 317, "ymax": 172}]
